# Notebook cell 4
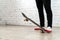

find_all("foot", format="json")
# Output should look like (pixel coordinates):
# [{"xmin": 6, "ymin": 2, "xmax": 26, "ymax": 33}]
[
  {"xmin": 34, "ymin": 27, "xmax": 41, "ymax": 30},
  {"xmin": 45, "ymin": 27, "xmax": 52, "ymax": 33}
]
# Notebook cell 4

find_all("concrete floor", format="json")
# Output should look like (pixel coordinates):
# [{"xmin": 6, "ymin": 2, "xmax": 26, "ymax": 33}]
[{"xmin": 0, "ymin": 25, "xmax": 60, "ymax": 40}]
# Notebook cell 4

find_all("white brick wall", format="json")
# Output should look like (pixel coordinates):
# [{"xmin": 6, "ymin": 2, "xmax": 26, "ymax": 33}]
[
  {"xmin": 51, "ymin": 0, "xmax": 60, "ymax": 26},
  {"xmin": 0, "ymin": 0, "xmax": 60, "ymax": 27}
]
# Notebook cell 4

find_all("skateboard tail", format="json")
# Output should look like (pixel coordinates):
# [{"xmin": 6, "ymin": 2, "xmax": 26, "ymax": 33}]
[{"xmin": 22, "ymin": 13, "xmax": 28, "ymax": 19}]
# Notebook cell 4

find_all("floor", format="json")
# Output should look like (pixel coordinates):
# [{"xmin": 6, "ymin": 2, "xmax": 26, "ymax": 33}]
[{"xmin": 0, "ymin": 25, "xmax": 60, "ymax": 40}]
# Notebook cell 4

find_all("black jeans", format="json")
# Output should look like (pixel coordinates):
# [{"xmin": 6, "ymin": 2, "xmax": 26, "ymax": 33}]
[{"xmin": 35, "ymin": 0, "xmax": 53, "ymax": 28}]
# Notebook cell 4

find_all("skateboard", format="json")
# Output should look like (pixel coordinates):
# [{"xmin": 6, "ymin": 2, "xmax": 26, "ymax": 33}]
[{"xmin": 22, "ymin": 13, "xmax": 46, "ymax": 33}]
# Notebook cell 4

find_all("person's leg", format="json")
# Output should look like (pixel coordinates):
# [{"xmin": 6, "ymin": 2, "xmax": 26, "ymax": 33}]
[
  {"xmin": 43, "ymin": 0, "xmax": 53, "ymax": 32},
  {"xmin": 34, "ymin": 0, "xmax": 45, "ymax": 30},
  {"xmin": 43, "ymin": 0, "xmax": 53, "ymax": 28},
  {"xmin": 36, "ymin": 0, "xmax": 45, "ymax": 27}
]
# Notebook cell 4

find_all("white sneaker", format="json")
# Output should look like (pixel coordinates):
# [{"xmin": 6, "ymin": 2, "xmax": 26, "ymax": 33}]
[{"xmin": 45, "ymin": 27, "xmax": 52, "ymax": 33}]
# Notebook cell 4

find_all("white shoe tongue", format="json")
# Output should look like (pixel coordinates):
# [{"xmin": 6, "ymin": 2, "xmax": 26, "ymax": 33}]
[{"xmin": 46, "ymin": 27, "xmax": 52, "ymax": 30}]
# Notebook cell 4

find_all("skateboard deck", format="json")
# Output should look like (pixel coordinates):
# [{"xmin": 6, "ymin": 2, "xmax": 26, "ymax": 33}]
[{"xmin": 22, "ymin": 13, "xmax": 45, "ymax": 33}]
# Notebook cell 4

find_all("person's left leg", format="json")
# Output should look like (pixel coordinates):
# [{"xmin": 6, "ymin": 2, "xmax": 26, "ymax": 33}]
[{"xmin": 43, "ymin": 0, "xmax": 53, "ymax": 32}]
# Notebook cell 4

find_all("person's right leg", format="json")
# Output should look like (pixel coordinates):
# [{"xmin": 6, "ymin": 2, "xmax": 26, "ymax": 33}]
[
  {"xmin": 35, "ymin": 0, "xmax": 45, "ymax": 30},
  {"xmin": 36, "ymin": 0, "xmax": 45, "ymax": 27}
]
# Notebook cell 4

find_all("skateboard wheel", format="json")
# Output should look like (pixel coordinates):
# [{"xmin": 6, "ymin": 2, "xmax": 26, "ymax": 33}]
[
  {"xmin": 41, "ymin": 31, "xmax": 45, "ymax": 33},
  {"xmin": 24, "ymin": 19, "xmax": 28, "ymax": 21}
]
